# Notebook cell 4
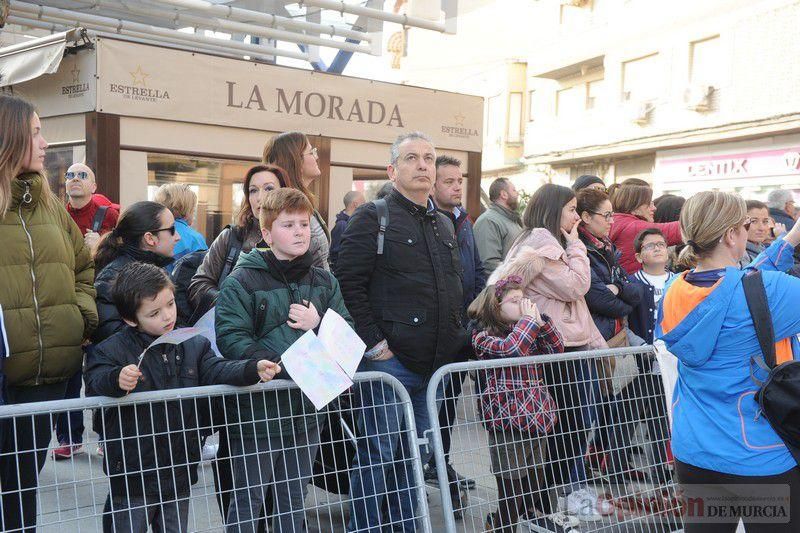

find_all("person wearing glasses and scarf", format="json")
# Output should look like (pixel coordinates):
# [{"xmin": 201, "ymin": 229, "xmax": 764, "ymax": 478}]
[{"xmin": 93, "ymin": 200, "xmax": 182, "ymax": 343}]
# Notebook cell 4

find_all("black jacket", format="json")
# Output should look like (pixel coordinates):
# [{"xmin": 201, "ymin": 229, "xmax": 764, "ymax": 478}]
[
  {"xmin": 85, "ymin": 326, "xmax": 260, "ymax": 497},
  {"xmin": 337, "ymin": 189, "xmax": 466, "ymax": 375},
  {"xmin": 329, "ymin": 210, "xmax": 351, "ymax": 271},
  {"xmin": 580, "ymin": 233, "xmax": 642, "ymax": 340}
]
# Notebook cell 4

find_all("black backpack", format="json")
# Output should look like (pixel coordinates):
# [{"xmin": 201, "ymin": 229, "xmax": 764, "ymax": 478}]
[
  {"xmin": 171, "ymin": 226, "xmax": 244, "ymax": 326},
  {"xmin": 743, "ymin": 271, "xmax": 800, "ymax": 465}
]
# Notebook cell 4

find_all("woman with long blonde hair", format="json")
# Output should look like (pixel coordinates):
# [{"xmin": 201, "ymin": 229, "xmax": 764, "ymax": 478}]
[
  {"xmin": 0, "ymin": 94, "xmax": 98, "ymax": 531},
  {"xmin": 660, "ymin": 191, "xmax": 800, "ymax": 532}
]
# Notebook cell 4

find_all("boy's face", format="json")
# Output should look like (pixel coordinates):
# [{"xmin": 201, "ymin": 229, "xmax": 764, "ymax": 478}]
[
  {"xmin": 262, "ymin": 210, "xmax": 311, "ymax": 260},
  {"xmin": 124, "ymin": 287, "xmax": 177, "ymax": 337},
  {"xmin": 636, "ymin": 234, "xmax": 668, "ymax": 269}
]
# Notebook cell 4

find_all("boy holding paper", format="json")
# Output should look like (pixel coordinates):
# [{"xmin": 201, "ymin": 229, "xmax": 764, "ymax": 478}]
[
  {"xmin": 84, "ymin": 261, "xmax": 280, "ymax": 532},
  {"xmin": 215, "ymin": 187, "xmax": 354, "ymax": 533}
]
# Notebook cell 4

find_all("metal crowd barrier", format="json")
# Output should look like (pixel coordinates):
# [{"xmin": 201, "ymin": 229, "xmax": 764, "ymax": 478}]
[
  {"xmin": 0, "ymin": 371, "xmax": 430, "ymax": 533},
  {"xmin": 426, "ymin": 346, "xmax": 684, "ymax": 533}
]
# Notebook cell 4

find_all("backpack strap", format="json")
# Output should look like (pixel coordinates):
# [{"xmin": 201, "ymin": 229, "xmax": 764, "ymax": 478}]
[
  {"xmin": 91, "ymin": 205, "xmax": 109, "ymax": 233},
  {"xmin": 218, "ymin": 225, "xmax": 244, "ymax": 285},
  {"xmin": 742, "ymin": 271, "xmax": 777, "ymax": 386},
  {"xmin": 373, "ymin": 199, "xmax": 389, "ymax": 255}
]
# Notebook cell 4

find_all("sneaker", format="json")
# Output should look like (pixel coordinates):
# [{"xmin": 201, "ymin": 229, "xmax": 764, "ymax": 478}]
[
  {"xmin": 201, "ymin": 442, "xmax": 219, "ymax": 462},
  {"xmin": 52, "ymin": 443, "xmax": 74, "ymax": 460},
  {"xmin": 446, "ymin": 463, "xmax": 476, "ymax": 490},
  {"xmin": 559, "ymin": 488, "xmax": 603, "ymax": 522},
  {"xmin": 96, "ymin": 444, "xmax": 104, "ymax": 457},
  {"xmin": 424, "ymin": 464, "xmax": 439, "ymax": 484},
  {"xmin": 523, "ymin": 513, "xmax": 581, "ymax": 533}
]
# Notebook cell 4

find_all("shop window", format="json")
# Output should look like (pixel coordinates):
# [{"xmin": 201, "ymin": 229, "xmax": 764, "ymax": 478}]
[
  {"xmin": 147, "ymin": 153, "xmax": 256, "ymax": 244},
  {"xmin": 507, "ymin": 92, "xmax": 523, "ymax": 143},
  {"xmin": 45, "ymin": 145, "xmax": 82, "ymax": 203},
  {"xmin": 622, "ymin": 53, "xmax": 660, "ymax": 102}
]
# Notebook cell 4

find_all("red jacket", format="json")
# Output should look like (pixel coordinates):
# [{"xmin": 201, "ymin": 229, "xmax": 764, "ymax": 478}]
[
  {"xmin": 609, "ymin": 213, "xmax": 682, "ymax": 274},
  {"xmin": 66, "ymin": 197, "xmax": 119, "ymax": 235}
]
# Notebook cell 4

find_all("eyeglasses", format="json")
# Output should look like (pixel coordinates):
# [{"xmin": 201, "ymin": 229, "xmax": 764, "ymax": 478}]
[
  {"xmin": 64, "ymin": 171, "xmax": 89, "ymax": 182},
  {"xmin": 151, "ymin": 226, "xmax": 176, "ymax": 236},
  {"xmin": 304, "ymin": 147, "xmax": 318, "ymax": 158},
  {"xmin": 641, "ymin": 241, "xmax": 668, "ymax": 252},
  {"xmin": 590, "ymin": 211, "xmax": 614, "ymax": 221}
]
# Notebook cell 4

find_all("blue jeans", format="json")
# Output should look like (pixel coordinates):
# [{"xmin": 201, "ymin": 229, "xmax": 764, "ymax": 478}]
[{"xmin": 347, "ymin": 356, "xmax": 435, "ymax": 533}]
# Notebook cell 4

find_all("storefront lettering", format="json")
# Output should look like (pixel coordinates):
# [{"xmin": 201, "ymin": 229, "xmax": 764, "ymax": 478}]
[
  {"xmin": 688, "ymin": 158, "xmax": 747, "ymax": 177},
  {"xmin": 225, "ymin": 82, "xmax": 404, "ymax": 127},
  {"xmin": 109, "ymin": 83, "xmax": 170, "ymax": 102}
]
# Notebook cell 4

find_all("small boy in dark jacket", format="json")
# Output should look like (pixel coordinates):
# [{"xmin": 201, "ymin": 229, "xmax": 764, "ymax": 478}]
[{"xmin": 85, "ymin": 261, "xmax": 280, "ymax": 533}]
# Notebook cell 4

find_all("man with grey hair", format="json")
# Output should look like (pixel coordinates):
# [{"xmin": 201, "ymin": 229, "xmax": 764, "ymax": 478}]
[
  {"xmin": 767, "ymin": 189, "xmax": 797, "ymax": 230},
  {"xmin": 338, "ymin": 131, "xmax": 466, "ymax": 531},
  {"xmin": 329, "ymin": 189, "xmax": 365, "ymax": 271}
]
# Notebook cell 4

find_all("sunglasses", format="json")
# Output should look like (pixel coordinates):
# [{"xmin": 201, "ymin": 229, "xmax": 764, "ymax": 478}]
[
  {"xmin": 64, "ymin": 171, "xmax": 90, "ymax": 182},
  {"xmin": 150, "ymin": 226, "xmax": 176, "ymax": 236}
]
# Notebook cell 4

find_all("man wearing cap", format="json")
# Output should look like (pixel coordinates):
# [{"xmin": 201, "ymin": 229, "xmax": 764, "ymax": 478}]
[{"xmin": 572, "ymin": 174, "xmax": 606, "ymax": 192}]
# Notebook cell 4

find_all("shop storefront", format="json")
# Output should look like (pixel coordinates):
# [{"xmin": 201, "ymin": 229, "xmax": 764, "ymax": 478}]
[
  {"xmin": 654, "ymin": 133, "xmax": 800, "ymax": 199},
  {"xmin": 6, "ymin": 34, "xmax": 484, "ymax": 240}
]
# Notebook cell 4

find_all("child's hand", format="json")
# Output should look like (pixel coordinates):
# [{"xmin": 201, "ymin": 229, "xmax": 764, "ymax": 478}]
[
  {"xmin": 118, "ymin": 364, "xmax": 141, "ymax": 392},
  {"xmin": 287, "ymin": 301, "xmax": 321, "ymax": 331},
  {"xmin": 257, "ymin": 360, "xmax": 281, "ymax": 382},
  {"xmin": 520, "ymin": 298, "xmax": 543, "ymax": 324}
]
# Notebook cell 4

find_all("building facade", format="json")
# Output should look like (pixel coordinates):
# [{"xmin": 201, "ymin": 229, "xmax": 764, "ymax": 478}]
[{"xmin": 523, "ymin": 0, "xmax": 800, "ymax": 198}]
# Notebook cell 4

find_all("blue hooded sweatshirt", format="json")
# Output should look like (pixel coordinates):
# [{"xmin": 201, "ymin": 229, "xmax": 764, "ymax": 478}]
[{"xmin": 658, "ymin": 237, "xmax": 800, "ymax": 476}]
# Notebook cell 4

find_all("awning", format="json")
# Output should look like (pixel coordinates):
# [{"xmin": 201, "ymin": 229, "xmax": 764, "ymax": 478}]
[{"xmin": 0, "ymin": 28, "xmax": 83, "ymax": 87}]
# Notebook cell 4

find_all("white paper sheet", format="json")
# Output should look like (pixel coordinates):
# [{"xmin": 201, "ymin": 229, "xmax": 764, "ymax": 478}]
[
  {"xmin": 317, "ymin": 309, "xmax": 365, "ymax": 377},
  {"xmin": 136, "ymin": 308, "xmax": 222, "ymax": 367},
  {"xmin": 280, "ymin": 330, "xmax": 354, "ymax": 410}
]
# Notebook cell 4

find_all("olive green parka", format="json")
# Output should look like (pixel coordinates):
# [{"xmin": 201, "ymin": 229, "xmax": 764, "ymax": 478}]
[{"xmin": 0, "ymin": 173, "xmax": 97, "ymax": 387}]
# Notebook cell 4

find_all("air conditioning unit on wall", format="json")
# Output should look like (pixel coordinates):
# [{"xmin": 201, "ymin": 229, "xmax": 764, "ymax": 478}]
[
  {"xmin": 624, "ymin": 100, "xmax": 654, "ymax": 125},
  {"xmin": 684, "ymin": 85, "xmax": 715, "ymax": 112}
]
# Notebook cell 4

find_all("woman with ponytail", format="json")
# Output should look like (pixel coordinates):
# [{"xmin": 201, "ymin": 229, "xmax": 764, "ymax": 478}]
[
  {"xmin": 93, "ymin": 200, "xmax": 180, "ymax": 343},
  {"xmin": 660, "ymin": 191, "xmax": 800, "ymax": 532},
  {"xmin": 0, "ymin": 95, "xmax": 97, "ymax": 531}
]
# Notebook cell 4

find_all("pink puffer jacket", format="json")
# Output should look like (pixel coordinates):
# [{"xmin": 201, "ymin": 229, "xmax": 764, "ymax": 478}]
[{"xmin": 490, "ymin": 228, "xmax": 607, "ymax": 349}]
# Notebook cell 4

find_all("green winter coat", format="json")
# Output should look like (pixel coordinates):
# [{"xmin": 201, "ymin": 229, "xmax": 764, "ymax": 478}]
[
  {"xmin": 215, "ymin": 248, "xmax": 353, "ymax": 438},
  {"xmin": 0, "ymin": 173, "xmax": 97, "ymax": 387}
]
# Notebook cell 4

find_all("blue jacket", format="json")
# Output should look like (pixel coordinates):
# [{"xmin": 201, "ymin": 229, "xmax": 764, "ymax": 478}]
[
  {"xmin": 627, "ymin": 270, "xmax": 676, "ymax": 345},
  {"xmin": 442, "ymin": 206, "xmax": 487, "ymax": 313},
  {"xmin": 167, "ymin": 218, "xmax": 208, "ymax": 274},
  {"xmin": 658, "ymin": 237, "xmax": 800, "ymax": 476}
]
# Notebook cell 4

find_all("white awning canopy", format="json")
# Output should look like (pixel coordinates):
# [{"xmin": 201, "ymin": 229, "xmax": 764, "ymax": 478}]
[{"xmin": 0, "ymin": 28, "xmax": 83, "ymax": 88}]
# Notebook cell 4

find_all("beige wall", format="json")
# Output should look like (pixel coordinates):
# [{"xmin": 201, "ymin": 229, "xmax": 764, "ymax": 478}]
[
  {"xmin": 119, "ymin": 150, "xmax": 148, "ymax": 207},
  {"xmin": 525, "ymin": 0, "xmax": 800, "ymax": 164}
]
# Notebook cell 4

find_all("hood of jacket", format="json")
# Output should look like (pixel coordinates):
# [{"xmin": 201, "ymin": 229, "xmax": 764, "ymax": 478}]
[{"xmin": 335, "ymin": 210, "xmax": 351, "ymax": 224}]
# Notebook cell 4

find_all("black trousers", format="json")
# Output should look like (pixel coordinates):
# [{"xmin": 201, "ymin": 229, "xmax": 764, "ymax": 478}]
[
  {"xmin": 0, "ymin": 382, "xmax": 68, "ymax": 533},
  {"xmin": 676, "ymin": 460, "xmax": 800, "ymax": 533}
]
